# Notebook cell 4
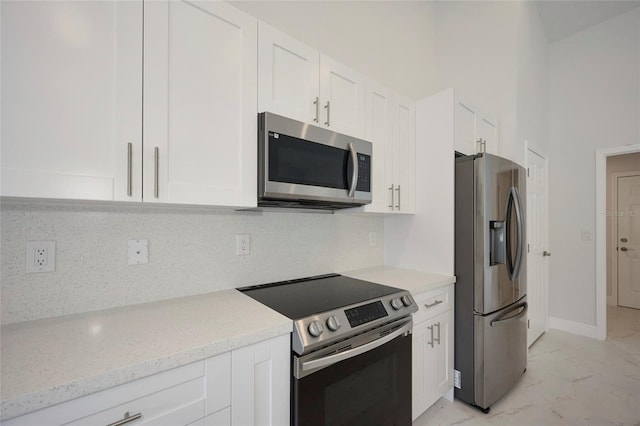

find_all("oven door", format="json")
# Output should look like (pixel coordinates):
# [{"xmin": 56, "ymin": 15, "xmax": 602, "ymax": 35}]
[{"xmin": 292, "ymin": 319, "xmax": 412, "ymax": 426}]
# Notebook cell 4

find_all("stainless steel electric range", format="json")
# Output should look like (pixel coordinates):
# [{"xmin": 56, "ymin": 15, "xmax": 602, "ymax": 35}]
[{"xmin": 239, "ymin": 273, "xmax": 417, "ymax": 426}]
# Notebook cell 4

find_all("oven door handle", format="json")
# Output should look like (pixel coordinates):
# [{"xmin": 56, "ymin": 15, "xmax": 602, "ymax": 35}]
[{"xmin": 300, "ymin": 319, "xmax": 412, "ymax": 373}]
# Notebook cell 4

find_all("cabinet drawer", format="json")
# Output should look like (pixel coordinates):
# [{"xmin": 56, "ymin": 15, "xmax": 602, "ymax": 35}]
[
  {"xmin": 413, "ymin": 285, "xmax": 453, "ymax": 324},
  {"xmin": 5, "ymin": 361, "xmax": 208, "ymax": 426}
]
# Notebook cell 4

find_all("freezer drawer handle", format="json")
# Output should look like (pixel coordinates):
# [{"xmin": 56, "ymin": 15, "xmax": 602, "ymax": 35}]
[
  {"xmin": 424, "ymin": 300, "xmax": 443, "ymax": 309},
  {"xmin": 490, "ymin": 302, "xmax": 528, "ymax": 327}
]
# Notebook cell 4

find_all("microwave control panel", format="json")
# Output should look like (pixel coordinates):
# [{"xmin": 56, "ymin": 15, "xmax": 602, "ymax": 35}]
[{"xmin": 356, "ymin": 154, "xmax": 371, "ymax": 192}]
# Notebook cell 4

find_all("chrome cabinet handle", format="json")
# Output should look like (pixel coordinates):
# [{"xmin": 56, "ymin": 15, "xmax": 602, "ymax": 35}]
[
  {"xmin": 347, "ymin": 142, "xmax": 358, "ymax": 198},
  {"xmin": 427, "ymin": 325, "xmax": 434, "ymax": 348},
  {"xmin": 313, "ymin": 97, "xmax": 319, "ymax": 123},
  {"xmin": 389, "ymin": 185, "xmax": 395, "ymax": 210},
  {"xmin": 477, "ymin": 138, "xmax": 487, "ymax": 153},
  {"xmin": 127, "ymin": 143, "xmax": 132, "ymax": 197},
  {"xmin": 154, "ymin": 147, "xmax": 159, "ymax": 198},
  {"xmin": 543, "ymin": 251, "xmax": 552, "ymax": 257},
  {"xmin": 396, "ymin": 185, "xmax": 401, "ymax": 210},
  {"xmin": 107, "ymin": 412, "xmax": 142, "ymax": 426},
  {"xmin": 324, "ymin": 101, "xmax": 330, "ymax": 126},
  {"xmin": 424, "ymin": 300, "xmax": 443, "ymax": 309},
  {"xmin": 434, "ymin": 322, "xmax": 441, "ymax": 345}
]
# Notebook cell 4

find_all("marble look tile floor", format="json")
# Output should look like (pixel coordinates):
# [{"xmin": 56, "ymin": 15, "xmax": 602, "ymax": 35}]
[{"xmin": 413, "ymin": 306, "xmax": 640, "ymax": 426}]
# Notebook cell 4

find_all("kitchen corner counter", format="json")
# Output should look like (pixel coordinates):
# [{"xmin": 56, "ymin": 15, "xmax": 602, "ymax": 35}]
[
  {"xmin": 0, "ymin": 290, "xmax": 292, "ymax": 421},
  {"xmin": 343, "ymin": 266, "xmax": 456, "ymax": 295}
]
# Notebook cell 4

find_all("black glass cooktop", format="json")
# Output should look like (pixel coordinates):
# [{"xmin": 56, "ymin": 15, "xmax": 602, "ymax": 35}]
[{"xmin": 238, "ymin": 274, "xmax": 402, "ymax": 319}]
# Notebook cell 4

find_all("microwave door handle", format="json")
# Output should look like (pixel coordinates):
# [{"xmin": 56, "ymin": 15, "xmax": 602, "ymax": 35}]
[{"xmin": 347, "ymin": 142, "xmax": 359, "ymax": 198}]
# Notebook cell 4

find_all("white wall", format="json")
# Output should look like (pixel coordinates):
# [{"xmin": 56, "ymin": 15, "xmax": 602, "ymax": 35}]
[
  {"xmin": 516, "ymin": 1, "xmax": 549, "ymax": 159},
  {"xmin": 230, "ymin": 1, "xmax": 438, "ymax": 100},
  {"xmin": 1, "ymin": 202, "xmax": 384, "ymax": 324},
  {"xmin": 385, "ymin": 2, "xmax": 548, "ymax": 274},
  {"xmin": 606, "ymin": 153, "xmax": 640, "ymax": 303},
  {"xmin": 434, "ymin": 0, "xmax": 518, "ymax": 155},
  {"xmin": 549, "ymin": 9, "xmax": 640, "ymax": 326}
]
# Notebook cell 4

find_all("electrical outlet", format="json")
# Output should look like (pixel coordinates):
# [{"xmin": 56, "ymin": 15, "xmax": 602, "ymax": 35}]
[
  {"xmin": 369, "ymin": 232, "xmax": 377, "ymax": 246},
  {"xmin": 128, "ymin": 240, "xmax": 149, "ymax": 265},
  {"xmin": 236, "ymin": 234, "xmax": 251, "ymax": 255},
  {"xmin": 26, "ymin": 240, "xmax": 56, "ymax": 273},
  {"xmin": 581, "ymin": 229, "xmax": 592, "ymax": 241}
]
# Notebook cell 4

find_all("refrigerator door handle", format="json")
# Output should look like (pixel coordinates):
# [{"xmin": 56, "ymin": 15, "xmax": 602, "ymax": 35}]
[
  {"xmin": 490, "ymin": 302, "xmax": 528, "ymax": 327},
  {"xmin": 511, "ymin": 187, "xmax": 525, "ymax": 280}
]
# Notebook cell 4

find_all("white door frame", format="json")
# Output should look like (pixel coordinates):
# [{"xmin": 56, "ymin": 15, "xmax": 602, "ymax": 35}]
[
  {"xmin": 525, "ymin": 142, "xmax": 550, "ymax": 345},
  {"xmin": 596, "ymin": 144, "xmax": 640, "ymax": 340},
  {"xmin": 609, "ymin": 171, "xmax": 640, "ymax": 306}
]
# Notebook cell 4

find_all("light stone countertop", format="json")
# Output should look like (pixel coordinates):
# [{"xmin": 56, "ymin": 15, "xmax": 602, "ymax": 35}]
[
  {"xmin": 0, "ymin": 289, "xmax": 292, "ymax": 421},
  {"xmin": 343, "ymin": 266, "xmax": 456, "ymax": 295}
]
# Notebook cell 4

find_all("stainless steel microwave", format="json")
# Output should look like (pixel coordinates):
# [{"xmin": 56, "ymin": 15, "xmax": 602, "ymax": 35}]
[{"xmin": 258, "ymin": 112, "xmax": 372, "ymax": 210}]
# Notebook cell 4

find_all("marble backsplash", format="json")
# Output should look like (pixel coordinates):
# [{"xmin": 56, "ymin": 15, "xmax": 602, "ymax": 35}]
[{"xmin": 1, "ymin": 201, "xmax": 384, "ymax": 324}]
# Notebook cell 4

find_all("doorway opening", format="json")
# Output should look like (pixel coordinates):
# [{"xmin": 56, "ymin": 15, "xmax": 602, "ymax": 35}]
[{"xmin": 596, "ymin": 144, "xmax": 640, "ymax": 340}]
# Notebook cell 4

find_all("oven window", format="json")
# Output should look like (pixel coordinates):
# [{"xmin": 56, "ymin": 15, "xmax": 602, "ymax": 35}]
[
  {"xmin": 268, "ymin": 132, "xmax": 349, "ymax": 190},
  {"xmin": 293, "ymin": 332, "xmax": 411, "ymax": 426}
]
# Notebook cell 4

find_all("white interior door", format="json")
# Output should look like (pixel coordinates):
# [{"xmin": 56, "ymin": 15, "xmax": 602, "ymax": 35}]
[
  {"xmin": 526, "ymin": 148, "xmax": 549, "ymax": 347},
  {"xmin": 617, "ymin": 175, "xmax": 640, "ymax": 309}
]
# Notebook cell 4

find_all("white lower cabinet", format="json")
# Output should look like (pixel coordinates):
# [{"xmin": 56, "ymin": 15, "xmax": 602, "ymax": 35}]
[
  {"xmin": 412, "ymin": 284, "xmax": 454, "ymax": 421},
  {"xmin": 4, "ymin": 335, "xmax": 290, "ymax": 426}
]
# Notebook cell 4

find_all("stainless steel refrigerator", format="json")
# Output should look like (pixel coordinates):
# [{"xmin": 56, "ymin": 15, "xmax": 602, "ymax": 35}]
[{"xmin": 454, "ymin": 153, "xmax": 527, "ymax": 412}]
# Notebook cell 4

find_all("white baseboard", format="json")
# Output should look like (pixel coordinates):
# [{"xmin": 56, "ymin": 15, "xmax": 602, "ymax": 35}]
[
  {"xmin": 443, "ymin": 387, "xmax": 454, "ymax": 402},
  {"xmin": 549, "ymin": 316, "xmax": 597, "ymax": 339}
]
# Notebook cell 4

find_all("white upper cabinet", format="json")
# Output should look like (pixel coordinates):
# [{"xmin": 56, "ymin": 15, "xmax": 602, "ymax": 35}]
[
  {"xmin": 257, "ymin": 22, "xmax": 319, "ymax": 124},
  {"xmin": 392, "ymin": 93, "xmax": 416, "ymax": 214},
  {"xmin": 362, "ymin": 79, "xmax": 415, "ymax": 214},
  {"xmin": 258, "ymin": 22, "xmax": 365, "ymax": 139},
  {"xmin": 2, "ymin": 0, "xmax": 257, "ymax": 208},
  {"xmin": 454, "ymin": 96, "xmax": 499, "ymax": 156},
  {"xmin": 144, "ymin": 1, "xmax": 257, "ymax": 207},
  {"xmin": 1, "ymin": 1, "xmax": 143, "ymax": 201},
  {"xmin": 363, "ymin": 80, "xmax": 393, "ymax": 213}
]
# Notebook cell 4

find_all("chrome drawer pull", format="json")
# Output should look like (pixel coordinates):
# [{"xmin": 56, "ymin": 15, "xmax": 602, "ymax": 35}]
[
  {"xmin": 107, "ymin": 411, "xmax": 142, "ymax": 426},
  {"xmin": 427, "ymin": 325, "xmax": 434, "ymax": 348},
  {"xmin": 424, "ymin": 299, "xmax": 443, "ymax": 309}
]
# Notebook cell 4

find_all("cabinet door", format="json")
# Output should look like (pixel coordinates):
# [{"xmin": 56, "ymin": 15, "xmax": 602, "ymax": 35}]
[
  {"xmin": 477, "ymin": 115, "xmax": 499, "ymax": 155},
  {"xmin": 1, "ymin": 1, "xmax": 142, "ymax": 201},
  {"xmin": 144, "ymin": 1, "xmax": 257, "ymax": 207},
  {"xmin": 363, "ymin": 80, "xmax": 393, "ymax": 213},
  {"xmin": 231, "ymin": 334, "xmax": 290, "ymax": 426},
  {"xmin": 257, "ymin": 22, "xmax": 319, "ymax": 124},
  {"xmin": 391, "ymin": 94, "xmax": 416, "ymax": 214},
  {"xmin": 319, "ymin": 55, "xmax": 365, "ymax": 138},
  {"xmin": 411, "ymin": 320, "xmax": 428, "ymax": 421},
  {"xmin": 433, "ymin": 310, "xmax": 454, "ymax": 398},
  {"xmin": 454, "ymin": 100, "xmax": 477, "ymax": 155}
]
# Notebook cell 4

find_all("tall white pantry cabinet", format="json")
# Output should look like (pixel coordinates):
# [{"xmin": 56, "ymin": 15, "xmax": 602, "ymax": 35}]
[{"xmin": 1, "ymin": 0, "xmax": 257, "ymax": 208}]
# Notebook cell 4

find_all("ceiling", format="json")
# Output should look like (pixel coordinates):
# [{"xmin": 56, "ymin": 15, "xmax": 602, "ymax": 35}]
[{"xmin": 535, "ymin": 0, "xmax": 640, "ymax": 43}]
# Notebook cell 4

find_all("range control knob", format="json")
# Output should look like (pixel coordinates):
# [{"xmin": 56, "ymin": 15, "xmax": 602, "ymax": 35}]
[
  {"xmin": 390, "ymin": 298, "xmax": 403, "ymax": 310},
  {"xmin": 308, "ymin": 320, "xmax": 324, "ymax": 337},
  {"xmin": 326, "ymin": 315, "xmax": 341, "ymax": 331},
  {"xmin": 401, "ymin": 295, "xmax": 412, "ymax": 307}
]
